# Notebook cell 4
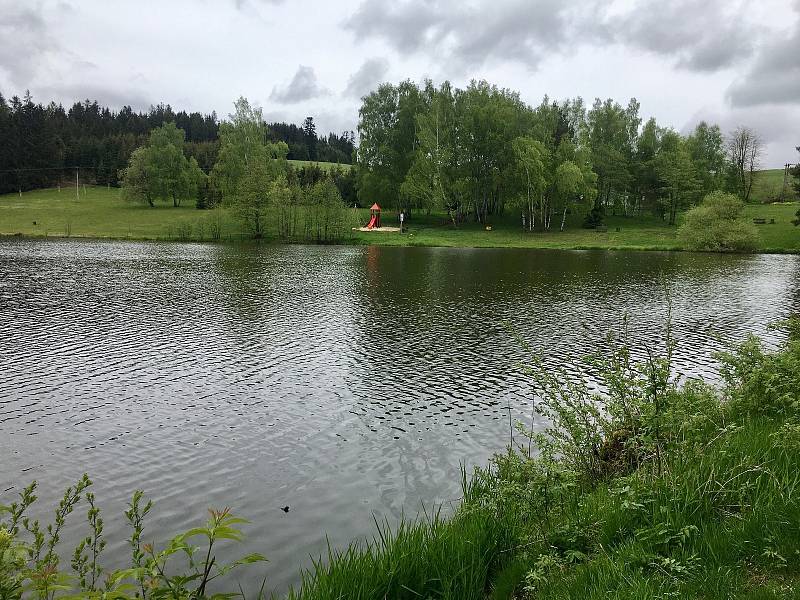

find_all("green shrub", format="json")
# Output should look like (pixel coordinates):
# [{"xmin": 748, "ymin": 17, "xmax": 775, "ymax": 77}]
[
  {"xmin": 718, "ymin": 330, "xmax": 800, "ymax": 419},
  {"xmin": 678, "ymin": 190, "xmax": 759, "ymax": 251}
]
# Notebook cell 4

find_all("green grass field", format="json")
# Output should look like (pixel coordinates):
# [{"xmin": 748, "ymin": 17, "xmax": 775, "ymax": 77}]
[
  {"xmin": 750, "ymin": 168, "xmax": 799, "ymax": 203},
  {"xmin": 1, "ymin": 185, "xmax": 798, "ymax": 252},
  {"xmin": 0, "ymin": 187, "xmax": 242, "ymax": 241},
  {"xmin": 287, "ymin": 160, "xmax": 352, "ymax": 172}
]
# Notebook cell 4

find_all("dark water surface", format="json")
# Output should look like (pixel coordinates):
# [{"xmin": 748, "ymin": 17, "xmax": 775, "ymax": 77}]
[{"xmin": 1, "ymin": 239, "xmax": 798, "ymax": 593}]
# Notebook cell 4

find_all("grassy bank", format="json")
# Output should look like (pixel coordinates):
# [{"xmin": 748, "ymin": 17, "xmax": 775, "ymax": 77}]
[
  {"xmin": 1, "ymin": 186, "xmax": 798, "ymax": 252},
  {"xmin": 287, "ymin": 322, "xmax": 800, "ymax": 599}
]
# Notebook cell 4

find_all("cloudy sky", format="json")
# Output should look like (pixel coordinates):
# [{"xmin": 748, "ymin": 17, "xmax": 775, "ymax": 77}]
[{"xmin": 1, "ymin": 0, "xmax": 799, "ymax": 167}]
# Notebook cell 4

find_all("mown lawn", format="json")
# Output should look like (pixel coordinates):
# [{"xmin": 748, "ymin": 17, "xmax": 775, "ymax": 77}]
[{"xmin": 0, "ymin": 187, "xmax": 242, "ymax": 240}]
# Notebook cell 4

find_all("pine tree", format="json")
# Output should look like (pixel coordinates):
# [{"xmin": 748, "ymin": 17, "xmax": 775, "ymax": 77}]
[{"xmin": 302, "ymin": 116, "xmax": 317, "ymax": 161}]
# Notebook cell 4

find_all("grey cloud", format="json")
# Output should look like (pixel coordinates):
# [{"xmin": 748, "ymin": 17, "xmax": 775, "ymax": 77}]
[
  {"xmin": 684, "ymin": 104, "xmax": 800, "ymax": 167},
  {"xmin": 343, "ymin": 0, "xmax": 760, "ymax": 73},
  {"xmin": 35, "ymin": 82, "xmax": 153, "ymax": 111},
  {"xmin": 344, "ymin": 0, "xmax": 444, "ymax": 53},
  {"xmin": 0, "ymin": 4, "xmax": 58, "ymax": 87},
  {"xmin": 613, "ymin": 0, "xmax": 754, "ymax": 72},
  {"xmin": 233, "ymin": 0, "xmax": 284, "ymax": 8},
  {"xmin": 446, "ymin": 0, "xmax": 575, "ymax": 68},
  {"xmin": 677, "ymin": 36, "xmax": 752, "ymax": 72},
  {"xmin": 344, "ymin": 58, "xmax": 389, "ymax": 98},
  {"xmin": 343, "ymin": 0, "xmax": 595, "ymax": 71},
  {"xmin": 270, "ymin": 65, "xmax": 328, "ymax": 103},
  {"xmin": 727, "ymin": 14, "xmax": 800, "ymax": 107}
]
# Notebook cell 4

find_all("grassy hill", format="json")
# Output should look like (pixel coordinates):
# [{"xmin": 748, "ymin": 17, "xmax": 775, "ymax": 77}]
[{"xmin": 751, "ymin": 168, "xmax": 798, "ymax": 203}]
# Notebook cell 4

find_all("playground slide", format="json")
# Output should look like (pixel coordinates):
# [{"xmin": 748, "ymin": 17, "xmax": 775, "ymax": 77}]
[{"xmin": 366, "ymin": 215, "xmax": 377, "ymax": 229}]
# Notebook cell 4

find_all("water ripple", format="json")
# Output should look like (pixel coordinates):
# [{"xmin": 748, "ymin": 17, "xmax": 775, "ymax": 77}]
[{"xmin": 0, "ymin": 239, "xmax": 798, "ymax": 594}]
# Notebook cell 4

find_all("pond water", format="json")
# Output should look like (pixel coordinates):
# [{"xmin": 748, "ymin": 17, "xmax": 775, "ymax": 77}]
[{"xmin": 1, "ymin": 239, "xmax": 798, "ymax": 594}]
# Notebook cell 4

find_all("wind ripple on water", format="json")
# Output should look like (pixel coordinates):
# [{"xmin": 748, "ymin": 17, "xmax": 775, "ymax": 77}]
[{"xmin": 1, "ymin": 240, "xmax": 798, "ymax": 593}]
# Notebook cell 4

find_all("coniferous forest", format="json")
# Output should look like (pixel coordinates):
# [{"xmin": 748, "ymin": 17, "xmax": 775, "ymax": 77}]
[{"xmin": 0, "ymin": 91, "xmax": 355, "ymax": 195}]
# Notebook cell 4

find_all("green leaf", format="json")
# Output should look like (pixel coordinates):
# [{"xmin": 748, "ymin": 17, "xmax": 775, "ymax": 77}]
[
  {"xmin": 108, "ymin": 567, "xmax": 144, "ymax": 584},
  {"xmin": 216, "ymin": 553, "xmax": 268, "ymax": 577},
  {"xmin": 182, "ymin": 527, "xmax": 210, "ymax": 539}
]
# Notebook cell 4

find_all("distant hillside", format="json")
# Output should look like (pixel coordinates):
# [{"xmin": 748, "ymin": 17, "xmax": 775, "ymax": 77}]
[{"xmin": 751, "ymin": 168, "xmax": 799, "ymax": 203}]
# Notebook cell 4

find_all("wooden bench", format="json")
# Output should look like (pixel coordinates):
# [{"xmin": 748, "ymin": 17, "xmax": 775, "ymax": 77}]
[
  {"xmin": 753, "ymin": 218, "xmax": 767, "ymax": 224},
  {"xmin": 596, "ymin": 225, "xmax": 608, "ymax": 232}
]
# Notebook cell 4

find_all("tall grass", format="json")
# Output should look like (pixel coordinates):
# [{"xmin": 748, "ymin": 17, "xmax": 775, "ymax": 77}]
[{"xmin": 286, "ymin": 470, "xmax": 518, "ymax": 600}]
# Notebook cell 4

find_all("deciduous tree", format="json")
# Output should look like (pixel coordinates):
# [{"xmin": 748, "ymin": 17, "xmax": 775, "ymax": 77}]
[
  {"xmin": 120, "ymin": 122, "xmax": 204, "ymax": 207},
  {"xmin": 234, "ymin": 162, "xmax": 273, "ymax": 238},
  {"xmin": 512, "ymin": 137, "xmax": 548, "ymax": 230},
  {"xmin": 687, "ymin": 121, "xmax": 726, "ymax": 197},
  {"xmin": 727, "ymin": 126, "xmax": 763, "ymax": 202},
  {"xmin": 655, "ymin": 132, "xmax": 700, "ymax": 225}
]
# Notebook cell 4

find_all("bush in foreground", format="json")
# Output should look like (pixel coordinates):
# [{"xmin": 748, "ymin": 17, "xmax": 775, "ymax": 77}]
[
  {"xmin": 0, "ymin": 486, "xmax": 265, "ymax": 599},
  {"xmin": 678, "ymin": 190, "xmax": 759, "ymax": 252}
]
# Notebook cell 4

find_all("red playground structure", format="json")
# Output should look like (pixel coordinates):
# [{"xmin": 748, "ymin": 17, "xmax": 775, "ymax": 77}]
[{"xmin": 366, "ymin": 203, "xmax": 382, "ymax": 229}]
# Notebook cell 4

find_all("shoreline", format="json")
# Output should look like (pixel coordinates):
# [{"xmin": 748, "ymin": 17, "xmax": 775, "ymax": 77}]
[
  {"xmin": 2, "ymin": 186, "xmax": 798, "ymax": 255},
  {"xmin": 3, "ymin": 231, "xmax": 800, "ymax": 255}
]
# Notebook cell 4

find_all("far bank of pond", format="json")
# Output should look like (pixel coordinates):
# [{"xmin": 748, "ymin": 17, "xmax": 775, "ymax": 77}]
[{"xmin": 1, "ymin": 186, "xmax": 799, "ymax": 253}]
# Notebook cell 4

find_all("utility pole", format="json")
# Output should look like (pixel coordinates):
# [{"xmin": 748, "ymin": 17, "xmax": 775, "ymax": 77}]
[{"xmin": 75, "ymin": 168, "xmax": 79, "ymax": 200}]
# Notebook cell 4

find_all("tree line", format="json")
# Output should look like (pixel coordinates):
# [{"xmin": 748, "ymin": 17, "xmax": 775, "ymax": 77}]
[
  {"xmin": 0, "ymin": 91, "xmax": 355, "ymax": 195},
  {"xmin": 355, "ymin": 79, "xmax": 767, "ymax": 228}
]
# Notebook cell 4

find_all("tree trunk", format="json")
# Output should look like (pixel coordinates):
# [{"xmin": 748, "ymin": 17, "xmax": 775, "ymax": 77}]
[
  {"xmin": 668, "ymin": 195, "xmax": 677, "ymax": 225},
  {"xmin": 560, "ymin": 205, "xmax": 567, "ymax": 231},
  {"xmin": 540, "ymin": 194, "xmax": 544, "ymax": 230},
  {"xmin": 745, "ymin": 170, "xmax": 754, "ymax": 203}
]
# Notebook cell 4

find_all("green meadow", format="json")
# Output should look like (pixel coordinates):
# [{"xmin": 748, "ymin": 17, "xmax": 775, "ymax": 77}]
[
  {"xmin": 287, "ymin": 159, "xmax": 352, "ymax": 172},
  {"xmin": 750, "ymin": 168, "xmax": 799, "ymax": 203},
  {"xmin": 0, "ymin": 178, "xmax": 798, "ymax": 253}
]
